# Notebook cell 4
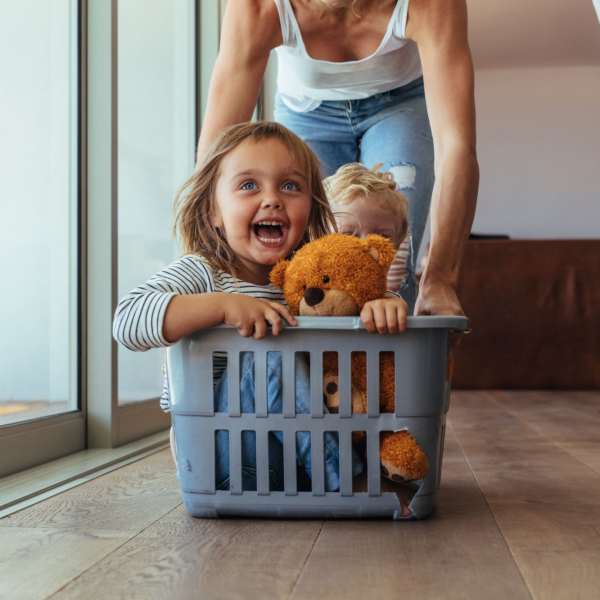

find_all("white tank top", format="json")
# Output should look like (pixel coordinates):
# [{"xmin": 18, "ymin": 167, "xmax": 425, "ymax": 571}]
[{"xmin": 273, "ymin": 0, "xmax": 422, "ymax": 113}]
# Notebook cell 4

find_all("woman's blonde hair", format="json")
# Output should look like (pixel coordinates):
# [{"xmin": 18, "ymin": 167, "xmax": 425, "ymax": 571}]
[
  {"xmin": 173, "ymin": 121, "xmax": 335, "ymax": 274},
  {"xmin": 324, "ymin": 162, "xmax": 409, "ymax": 240}
]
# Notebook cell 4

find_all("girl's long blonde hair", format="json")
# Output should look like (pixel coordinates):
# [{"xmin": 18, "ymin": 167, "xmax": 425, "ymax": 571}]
[{"xmin": 173, "ymin": 121, "xmax": 335, "ymax": 274}]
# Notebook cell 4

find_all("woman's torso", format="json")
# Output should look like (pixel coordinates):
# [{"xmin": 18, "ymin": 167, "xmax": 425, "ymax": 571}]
[{"xmin": 273, "ymin": 0, "xmax": 423, "ymax": 112}]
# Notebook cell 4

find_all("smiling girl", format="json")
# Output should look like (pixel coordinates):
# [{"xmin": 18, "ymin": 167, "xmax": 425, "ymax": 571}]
[{"xmin": 112, "ymin": 121, "xmax": 406, "ymax": 491}]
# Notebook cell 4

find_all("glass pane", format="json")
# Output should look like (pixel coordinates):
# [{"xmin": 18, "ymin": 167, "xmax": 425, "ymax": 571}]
[
  {"xmin": 0, "ymin": 0, "xmax": 79, "ymax": 425},
  {"xmin": 117, "ymin": 0, "xmax": 195, "ymax": 404}
]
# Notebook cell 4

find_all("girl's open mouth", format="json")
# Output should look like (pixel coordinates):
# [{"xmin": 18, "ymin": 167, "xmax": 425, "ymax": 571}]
[{"xmin": 252, "ymin": 221, "xmax": 287, "ymax": 247}]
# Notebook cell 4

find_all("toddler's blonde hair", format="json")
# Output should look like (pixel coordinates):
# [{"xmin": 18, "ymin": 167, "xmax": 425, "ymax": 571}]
[
  {"xmin": 174, "ymin": 121, "xmax": 335, "ymax": 275},
  {"xmin": 323, "ymin": 162, "xmax": 409, "ymax": 242}
]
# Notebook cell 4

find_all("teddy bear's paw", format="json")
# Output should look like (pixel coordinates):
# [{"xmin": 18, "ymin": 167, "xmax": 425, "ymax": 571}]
[{"xmin": 380, "ymin": 431, "xmax": 429, "ymax": 482}]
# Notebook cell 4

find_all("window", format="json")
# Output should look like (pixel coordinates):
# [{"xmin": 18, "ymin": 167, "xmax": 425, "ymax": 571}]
[
  {"xmin": 0, "ymin": 0, "xmax": 83, "ymax": 476},
  {"xmin": 117, "ymin": 0, "xmax": 196, "ymax": 405}
]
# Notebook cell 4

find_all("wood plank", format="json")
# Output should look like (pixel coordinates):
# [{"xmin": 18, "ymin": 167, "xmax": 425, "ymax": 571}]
[
  {"xmin": 1, "ymin": 450, "xmax": 181, "ymax": 532},
  {"xmin": 288, "ymin": 428, "xmax": 532, "ymax": 600},
  {"xmin": 52, "ymin": 507, "xmax": 323, "ymax": 600},
  {"xmin": 450, "ymin": 391, "xmax": 600, "ymax": 599},
  {"xmin": 0, "ymin": 526, "xmax": 131, "ymax": 600},
  {"xmin": 490, "ymin": 390, "xmax": 600, "ymax": 474}
]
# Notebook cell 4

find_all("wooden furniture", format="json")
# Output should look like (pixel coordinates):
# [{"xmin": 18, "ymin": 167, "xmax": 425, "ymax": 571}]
[{"xmin": 454, "ymin": 239, "xmax": 600, "ymax": 389}]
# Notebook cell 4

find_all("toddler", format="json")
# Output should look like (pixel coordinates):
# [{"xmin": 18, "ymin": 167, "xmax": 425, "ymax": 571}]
[
  {"xmin": 324, "ymin": 163, "xmax": 411, "ymax": 298},
  {"xmin": 113, "ymin": 122, "xmax": 407, "ymax": 492}
]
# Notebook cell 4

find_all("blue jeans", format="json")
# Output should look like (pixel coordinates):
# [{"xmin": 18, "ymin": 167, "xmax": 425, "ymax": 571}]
[
  {"xmin": 274, "ymin": 78, "xmax": 434, "ymax": 312},
  {"xmin": 214, "ymin": 352, "xmax": 361, "ymax": 492}
]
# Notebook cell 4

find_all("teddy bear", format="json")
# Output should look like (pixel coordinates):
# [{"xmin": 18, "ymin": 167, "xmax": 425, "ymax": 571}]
[{"xmin": 270, "ymin": 232, "xmax": 429, "ymax": 483}]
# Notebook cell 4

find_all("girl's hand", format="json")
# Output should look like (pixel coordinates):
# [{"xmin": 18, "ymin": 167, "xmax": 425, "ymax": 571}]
[
  {"xmin": 360, "ymin": 297, "xmax": 408, "ymax": 334},
  {"xmin": 222, "ymin": 295, "xmax": 297, "ymax": 339}
]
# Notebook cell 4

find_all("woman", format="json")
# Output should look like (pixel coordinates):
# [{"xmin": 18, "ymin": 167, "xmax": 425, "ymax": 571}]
[{"xmin": 197, "ymin": 0, "xmax": 478, "ymax": 316}]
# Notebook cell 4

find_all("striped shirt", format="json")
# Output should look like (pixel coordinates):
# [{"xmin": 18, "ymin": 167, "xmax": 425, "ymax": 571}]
[
  {"xmin": 387, "ymin": 235, "xmax": 411, "ymax": 292},
  {"xmin": 112, "ymin": 254, "xmax": 285, "ymax": 411}
]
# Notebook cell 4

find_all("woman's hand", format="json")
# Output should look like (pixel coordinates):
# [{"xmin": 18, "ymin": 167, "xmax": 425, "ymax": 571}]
[
  {"xmin": 223, "ymin": 295, "xmax": 297, "ymax": 339},
  {"xmin": 415, "ymin": 278, "xmax": 464, "ymax": 317},
  {"xmin": 360, "ymin": 297, "xmax": 408, "ymax": 334},
  {"xmin": 416, "ymin": 277, "xmax": 467, "ymax": 353}
]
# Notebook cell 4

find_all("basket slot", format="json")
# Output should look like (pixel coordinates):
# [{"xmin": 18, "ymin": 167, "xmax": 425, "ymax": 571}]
[
  {"xmin": 311, "ymin": 431, "xmax": 325, "ymax": 496},
  {"xmin": 338, "ymin": 352, "xmax": 352, "ymax": 418},
  {"xmin": 309, "ymin": 351, "xmax": 324, "ymax": 418},
  {"xmin": 254, "ymin": 352, "xmax": 267, "ymax": 418},
  {"xmin": 255, "ymin": 431, "xmax": 270, "ymax": 495},
  {"xmin": 339, "ymin": 430, "xmax": 353, "ymax": 496},
  {"xmin": 229, "ymin": 430, "xmax": 242, "ymax": 494},
  {"xmin": 213, "ymin": 429, "xmax": 227, "ymax": 491},
  {"xmin": 367, "ymin": 430, "xmax": 381, "ymax": 496},
  {"xmin": 228, "ymin": 352, "xmax": 241, "ymax": 417},
  {"xmin": 282, "ymin": 352, "xmax": 295, "ymax": 418},
  {"xmin": 366, "ymin": 350, "xmax": 380, "ymax": 417},
  {"xmin": 283, "ymin": 431, "xmax": 298, "ymax": 495}
]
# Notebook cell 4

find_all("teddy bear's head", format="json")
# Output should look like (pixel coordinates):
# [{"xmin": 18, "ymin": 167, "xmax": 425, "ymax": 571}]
[{"xmin": 270, "ymin": 233, "xmax": 395, "ymax": 316}]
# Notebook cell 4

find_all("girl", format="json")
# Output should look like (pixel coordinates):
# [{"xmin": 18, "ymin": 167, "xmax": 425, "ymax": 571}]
[
  {"xmin": 113, "ymin": 121, "xmax": 407, "ymax": 491},
  {"xmin": 324, "ymin": 163, "xmax": 411, "ymax": 293}
]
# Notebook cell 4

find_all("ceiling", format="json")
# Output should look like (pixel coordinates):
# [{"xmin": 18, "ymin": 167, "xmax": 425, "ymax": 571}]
[{"xmin": 467, "ymin": 0, "xmax": 600, "ymax": 68}]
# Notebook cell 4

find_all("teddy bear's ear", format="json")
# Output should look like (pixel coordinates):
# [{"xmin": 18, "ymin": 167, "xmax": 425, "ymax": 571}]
[
  {"xmin": 269, "ymin": 259, "xmax": 289, "ymax": 288},
  {"xmin": 362, "ymin": 235, "xmax": 396, "ymax": 269}
]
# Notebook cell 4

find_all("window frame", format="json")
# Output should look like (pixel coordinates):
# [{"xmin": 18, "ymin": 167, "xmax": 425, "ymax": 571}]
[{"xmin": 87, "ymin": 0, "xmax": 202, "ymax": 447}]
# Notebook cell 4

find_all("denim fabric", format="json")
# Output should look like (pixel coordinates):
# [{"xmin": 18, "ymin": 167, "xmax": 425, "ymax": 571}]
[
  {"xmin": 214, "ymin": 351, "xmax": 362, "ymax": 492},
  {"xmin": 274, "ymin": 78, "xmax": 434, "ymax": 312}
]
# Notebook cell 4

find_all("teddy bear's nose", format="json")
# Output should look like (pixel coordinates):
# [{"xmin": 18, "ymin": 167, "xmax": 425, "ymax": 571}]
[{"xmin": 304, "ymin": 287, "xmax": 324, "ymax": 307}]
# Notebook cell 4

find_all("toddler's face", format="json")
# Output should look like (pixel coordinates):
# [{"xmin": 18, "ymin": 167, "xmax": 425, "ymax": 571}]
[
  {"xmin": 212, "ymin": 137, "xmax": 312, "ymax": 283},
  {"xmin": 334, "ymin": 195, "xmax": 405, "ymax": 248}
]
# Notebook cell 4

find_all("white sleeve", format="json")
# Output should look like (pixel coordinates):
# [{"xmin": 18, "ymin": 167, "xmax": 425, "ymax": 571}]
[{"xmin": 112, "ymin": 255, "xmax": 214, "ymax": 351}]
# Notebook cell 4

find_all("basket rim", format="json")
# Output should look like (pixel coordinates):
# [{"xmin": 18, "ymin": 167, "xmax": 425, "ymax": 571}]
[{"xmin": 213, "ymin": 315, "xmax": 469, "ymax": 331}]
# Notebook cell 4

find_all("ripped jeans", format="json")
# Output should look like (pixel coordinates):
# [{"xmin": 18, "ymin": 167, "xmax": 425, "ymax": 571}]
[
  {"xmin": 213, "ymin": 351, "xmax": 362, "ymax": 492},
  {"xmin": 274, "ymin": 77, "xmax": 434, "ymax": 312}
]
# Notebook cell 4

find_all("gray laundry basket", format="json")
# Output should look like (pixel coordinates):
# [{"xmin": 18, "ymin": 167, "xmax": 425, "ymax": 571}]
[{"xmin": 167, "ymin": 315, "xmax": 468, "ymax": 520}]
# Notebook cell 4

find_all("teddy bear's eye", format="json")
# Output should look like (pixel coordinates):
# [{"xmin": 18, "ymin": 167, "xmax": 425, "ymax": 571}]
[{"xmin": 322, "ymin": 275, "xmax": 330, "ymax": 284}]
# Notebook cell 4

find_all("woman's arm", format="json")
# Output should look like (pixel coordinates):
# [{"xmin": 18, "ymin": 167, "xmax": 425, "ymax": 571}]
[
  {"xmin": 196, "ymin": 0, "xmax": 281, "ymax": 162},
  {"xmin": 406, "ymin": 0, "xmax": 479, "ymax": 316}
]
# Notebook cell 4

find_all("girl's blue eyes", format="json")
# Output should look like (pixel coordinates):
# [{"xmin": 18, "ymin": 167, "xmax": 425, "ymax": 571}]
[{"xmin": 239, "ymin": 181, "xmax": 301, "ymax": 192}]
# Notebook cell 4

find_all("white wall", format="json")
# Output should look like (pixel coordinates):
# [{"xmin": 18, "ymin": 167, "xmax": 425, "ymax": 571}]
[
  {"xmin": 467, "ymin": 0, "xmax": 600, "ymax": 238},
  {"xmin": 472, "ymin": 65, "xmax": 600, "ymax": 238}
]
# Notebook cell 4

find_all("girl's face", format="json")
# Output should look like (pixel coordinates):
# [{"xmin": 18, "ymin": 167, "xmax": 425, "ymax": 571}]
[
  {"xmin": 334, "ymin": 195, "xmax": 404, "ymax": 248},
  {"xmin": 212, "ymin": 137, "xmax": 312, "ymax": 284}
]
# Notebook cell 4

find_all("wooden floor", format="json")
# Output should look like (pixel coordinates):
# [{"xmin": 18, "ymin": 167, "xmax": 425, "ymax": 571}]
[{"xmin": 2, "ymin": 391, "xmax": 600, "ymax": 600}]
